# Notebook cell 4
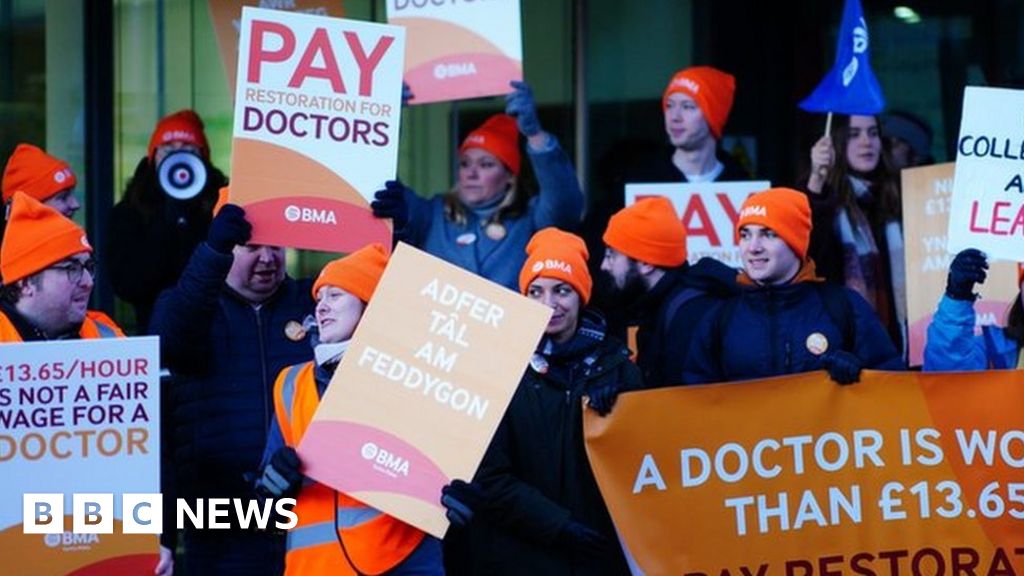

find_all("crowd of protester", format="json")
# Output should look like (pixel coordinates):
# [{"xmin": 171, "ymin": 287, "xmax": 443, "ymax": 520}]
[{"xmin": 4, "ymin": 60, "xmax": 1008, "ymax": 576}]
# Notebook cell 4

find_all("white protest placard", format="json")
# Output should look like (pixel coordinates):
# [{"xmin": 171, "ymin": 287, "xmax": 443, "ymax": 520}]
[
  {"xmin": 300, "ymin": 243, "xmax": 551, "ymax": 537},
  {"xmin": 948, "ymin": 86, "xmax": 1024, "ymax": 260},
  {"xmin": 387, "ymin": 0, "xmax": 522, "ymax": 104},
  {"xmin": 626, "ymin": 180, "xmax": 771, "ymax": 268},
  {"xmin": 0, "ymin": 337, "xmax": 160, "ymax": 576},
  {"xmin": 232, "ymin": 7, "xmax": 405, "ymax": 252}
]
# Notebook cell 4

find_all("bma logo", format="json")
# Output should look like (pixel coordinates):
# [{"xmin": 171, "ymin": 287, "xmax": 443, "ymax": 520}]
[
  {"xmin": 740, "ymin": 205, "xmax": 767, "ymax": 218},
  {"xmin": 672, "ymin": 77, "xmax": 700, "ymax": 94},
  {"xmin": 433, "ymin": 62, "xmax": 477, "ymax": 80},
  {"xmin": 284, "ymin": 205, "xmax": 337, "ymax": 225},
  {"xmin": 540, "ymin": 259, "xmax": 571, "ymax": 274},
  {"xmin": 360, "ymin": 442, "xmax": 410, "ymax": 478},
  {"xmin": 44, "ymin": 532, "xmax": 99, "ymax": 550},
  {"xmin": 53, "ymin": 168, "xmax": 72, "ymax": 184}
]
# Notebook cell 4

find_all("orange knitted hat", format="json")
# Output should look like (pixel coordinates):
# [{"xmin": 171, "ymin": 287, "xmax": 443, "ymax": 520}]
[
  {"xmin": 736, "ymin": 188, "xmax": 813, "ymax": 261},
  {"xmin": 603, "ymin": 197, "xmax": 687, "ymax": 267},
  {"xmin": 2, "ymin": 144, "xmax": 77, "ymax": 203},
  {"xmin": 148, "ymin": 109, "xmax": 210, "ymax": 161},
  {"xmin": 662, "ymin": 66, "xmax": 736, "ymax": 140},
  {"xmin": 312, "ymin": 243, "xmax": 390, "ymax": 304},
  {"xmin": 1, "ymin": 192, "xmax": 92, "ymax": 284},
  {"xmin": 459, "ymin": 114, "xmax": 521, "ymax": 175},
  {"xmin": 519, "ymin": 228, "xmax": 592, "ymax": 304}
]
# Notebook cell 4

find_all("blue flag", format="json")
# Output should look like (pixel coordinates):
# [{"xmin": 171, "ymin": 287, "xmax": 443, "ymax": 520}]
[{"xmin": 799, "ymin": 0, "xmax": 886, "ymax": 115}]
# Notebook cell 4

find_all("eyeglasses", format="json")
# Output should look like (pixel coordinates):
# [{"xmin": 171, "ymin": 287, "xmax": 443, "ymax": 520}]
[{"xmin": 49, "ymin": 259, "xmax": 97, "ymax": 285}]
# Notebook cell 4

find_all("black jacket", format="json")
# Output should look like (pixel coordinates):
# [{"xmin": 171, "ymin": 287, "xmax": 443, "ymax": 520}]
[
  {"xmin": 107, "ymin": 156, "xmax": 228, "ymax": 331},
  {"xmin": 632, "ymin": 258, "xmax": 739, "ymax": 387},
  {"xmin": 469, "ymin": 313, "xmax": 641, "ymax": 575},
  {"xmin": 624, "ymin": 146, "xmax": 752, "ymax": 184}
]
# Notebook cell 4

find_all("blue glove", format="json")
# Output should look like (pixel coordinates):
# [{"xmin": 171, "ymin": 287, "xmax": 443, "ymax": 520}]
[
  {"xmin": 505, "ymin": 80, "xmax": 541, "ymax": 137},
  {"xmin": 371, "ymin": 180, "xmax": 410, "ymax": 230},
  {"xmin": 555, "ymin": 520, "xmax": 610, "ymax": 556},
  {"xmin": 207, "ymin": 204, "xmax": 251, "ymax": 254},
  {"xmin": 587, "ymin": 381, "xmax": 624, "ymax": 416},
  {"xmin": 821, "ymin": 349, "xmax": 863, "ymax": 386},
  {"xmin": 440, "ymin": 479, "xmax": 484, "ymax": 527},
  {"xmin": 402, "ymin": 82, "xmax": 415, "ymax": 107},
  {"xmin": 946, "ymin": 248, "xmax": 988, "ymax": 301},
  {"xmin": 255, "ymin": 447, "xmax": 303, "ymax": 499}
]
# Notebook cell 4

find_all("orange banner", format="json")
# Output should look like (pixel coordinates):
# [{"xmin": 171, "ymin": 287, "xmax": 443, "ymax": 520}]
[{"xmin": 584, "ymin": 370, "xmax": 1024, "ymax": 576}]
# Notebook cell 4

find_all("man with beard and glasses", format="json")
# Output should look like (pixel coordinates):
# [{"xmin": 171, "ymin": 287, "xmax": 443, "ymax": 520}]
[
  {"xmin": 150, "ymin": 192, "xmax": 313, "ymax": 575},
  {"xmin": 599, "ymin": 197, "xmax": 737, "ymax": 387}
]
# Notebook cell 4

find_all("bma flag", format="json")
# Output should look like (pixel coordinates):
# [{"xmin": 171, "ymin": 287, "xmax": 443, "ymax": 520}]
[{"xmin": 799, "ymin": 0, "xmax": 886, "ymax": 115}]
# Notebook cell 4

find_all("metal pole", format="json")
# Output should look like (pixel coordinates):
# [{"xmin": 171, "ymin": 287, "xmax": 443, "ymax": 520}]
[{"xmin": 573, "ymin": 0, "xmax": 588, "ymax": 203}]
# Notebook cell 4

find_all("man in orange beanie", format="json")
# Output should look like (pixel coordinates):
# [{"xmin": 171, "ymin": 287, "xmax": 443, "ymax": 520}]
[
  {"xmin": 599, "ymin": 196, "xmax": 737, "ymax": 387},
  {"xmin": 625, "ymin": 65, "xmax": 751, "ymax": 184},
  {"xmin": 107, "ymin": 109, "xmax": 228, "ymax": 330},
  {"xmin": 685, "ymin": 187, "xmax": 902, "ymax": 385},
  {"xmin": 456, "ymin": 227, "xmax": 640, "ymax": 575},
  {"xmin": 0, "ymin": 193, "xmax": 122, "ymax": 341},
  {"xmin": 2, "ymin": 143, "xmax": 80, "ymax": 218}
]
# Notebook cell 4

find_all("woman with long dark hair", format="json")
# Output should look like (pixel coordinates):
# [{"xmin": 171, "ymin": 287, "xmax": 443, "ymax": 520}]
[{"xmin": 803, "ymin": 114, "xmax": 906, "ymax": 351}]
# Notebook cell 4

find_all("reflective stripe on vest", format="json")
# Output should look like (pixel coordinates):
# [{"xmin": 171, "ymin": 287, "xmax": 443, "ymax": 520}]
[
  {"xmin": 286, "ymin": 506, "xmax": 383, "ymax": 551},
  {"xmin": 279, "ymin": 364, "xmax": 302, "ymax": 422}
]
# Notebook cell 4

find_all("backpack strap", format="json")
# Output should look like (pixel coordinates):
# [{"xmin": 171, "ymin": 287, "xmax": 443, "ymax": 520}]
[
  {"xmin": 815, "ymin": 283, "xmax": 855, "ymax": 353},
  {"xmin": 658, "ymin": 287, "xmax": 705, "ymax": 343}
]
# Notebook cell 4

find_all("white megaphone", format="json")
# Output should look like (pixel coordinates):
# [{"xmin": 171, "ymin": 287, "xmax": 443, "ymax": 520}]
[{"xmin": 157, "ymin": 151, "xmax": 207, "ymax": 201}]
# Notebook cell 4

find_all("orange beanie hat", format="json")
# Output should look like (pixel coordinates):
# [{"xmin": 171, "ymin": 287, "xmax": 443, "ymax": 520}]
[
  {"xmin": 519, "ymin": 227, "xmax": 592, "ymax": 304},
  {"xmin": 459, "ymin": 114, "xmax": 521, "ymax": 175},
  {"xmin": 736, "ymin": 188, "xmax": 813, "ymax": 261},
  {"xmin": 1, "ymin": 192, "xmax": 92, "ymax": 284},
  {"xmin": 602, "ymin": 197, "xmax": 687, "ymax": 267},
  {"xmin": 312, "ymin": 243, "xmax": 390, "ymax": 304},
  {"xmin": 148, "ymin": 109, "xmax": 210, "ymax": 162},
  {"xmin": 2, "ymin": 144, "xmax": 77, "ymax": 204},
  {"xmin": 662, "ymin": 66, "xmax": 736, "ymax": 140}
]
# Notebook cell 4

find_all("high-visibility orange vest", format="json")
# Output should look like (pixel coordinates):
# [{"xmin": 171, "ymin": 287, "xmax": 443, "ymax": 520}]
[
  {"xmin": 274, "ymin": 362, "xmax": 425, "ymax": 576},
  {"xmin": 0, "ymin": 309, "xmax": 124, "ymax": 342}
]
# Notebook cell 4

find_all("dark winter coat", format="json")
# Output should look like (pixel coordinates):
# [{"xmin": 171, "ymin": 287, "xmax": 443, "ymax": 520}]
[
  {"xmin": 684, "ymin": 274, "xmax": 904, "ymax": 384},
  {"xmin": 469, "ymin": 313, "xmax": 641, "ymax": 575},
  {"xmin": 107, "ymin": 156, "xmax": 228, "ymax": 331},
  {"xmin": 632, "ymin": 258, "xmax": 739, "ymax": 387}
]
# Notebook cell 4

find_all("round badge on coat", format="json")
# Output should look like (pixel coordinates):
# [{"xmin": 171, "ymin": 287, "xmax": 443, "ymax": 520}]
[
  {"xmin": 806, "ymin": 332, "xmax": 829, "ymax": 356},
  {"xmin": 484, "ymin": 222, "xmax": 507, "ymax": 241},
  {"xmin": 284, "ymin": 320, "xmax": 307, "ymax": 342},
  {"xmin": 456, "ymin": 232, "xmax": 477, "ymax": 246}
]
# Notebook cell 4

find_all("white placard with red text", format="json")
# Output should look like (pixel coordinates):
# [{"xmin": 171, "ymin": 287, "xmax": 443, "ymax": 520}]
[
  {"xmin": 232, "ymin": 7, "xmax": 405, "ymax": 253},
  {"xmin": 948, "ymin": 86, "xmax": 1024, "ymax": 261},
  {"xmin": 386, "ymin": 0, "xmax": 522, "ymax": 104},
  {"xmin": 626, "ymin": 181, "xmax": 771, "ymax": 268}
]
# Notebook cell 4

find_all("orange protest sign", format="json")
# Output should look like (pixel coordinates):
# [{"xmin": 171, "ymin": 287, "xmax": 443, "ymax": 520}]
[
  {"xmin": 299, "ymin": 243, "xmax": 551, "ymax": 537},
  {"xmin": 585, "ymin": 370, "xmax": 1024, "ymax": 576},
  {"xmin": 902, "ymin": 163, "xmax": 1017, "ymax": 367}
]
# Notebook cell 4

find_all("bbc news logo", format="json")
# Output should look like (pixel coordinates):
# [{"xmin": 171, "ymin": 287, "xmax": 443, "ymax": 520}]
[{"xmin": 23, "ymin": 493, "xmax": 297, "ymax": 534}]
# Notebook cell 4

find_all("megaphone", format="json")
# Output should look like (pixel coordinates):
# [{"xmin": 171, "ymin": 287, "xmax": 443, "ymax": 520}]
[{"xmin": 158, "ymin": 151, "xmax": 207, "ymax": 201}]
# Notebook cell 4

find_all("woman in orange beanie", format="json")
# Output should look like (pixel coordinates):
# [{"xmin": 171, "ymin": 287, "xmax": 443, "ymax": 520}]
[
  {"xmin": 106, "ymin": 109, "xmax": 229, "ymax": 331},
  {"xmin": 371, "ymin": 81, "xmax": 583, "ymax": 290},
  {"xmin": 255, "ymin": 244, "xmax": 450, "ymax": 576},
  {"xmin": 803, "ymin": 114, "xmax": 905, "ymax": 352},
  {"xmin": 458, "ymin": 227, "xmax": 640, "ymax": 575}
]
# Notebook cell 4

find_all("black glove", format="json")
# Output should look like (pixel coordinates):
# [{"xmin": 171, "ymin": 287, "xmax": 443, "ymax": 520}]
[
  {"xmin": 371, "ymin": 180, "xmax": 410, "ymax": 230},
  {"xmin": 555, "ymin": 519, "xmax": 610, "ymax": 556},
  {"xmin": 255, "ymin": 447, "xmax": 303, "ymax": 499},
  {"xmin": 821, "ymin": 349, "xmax": 863, "ymax": 385},
  {"xmin": 440, "ymin": 479, "xmax": 485, "ymax": 527},
  {"xmin": 945, "ymin": 248, "xmax": 988, "ymax": 301},
  {"xmin": 206, "ymin": 203, "xmax": 251, "ymax": 254},
  {"xmin": 586, "ymin": 381, "xmax": 624, "ymax": 416}
]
